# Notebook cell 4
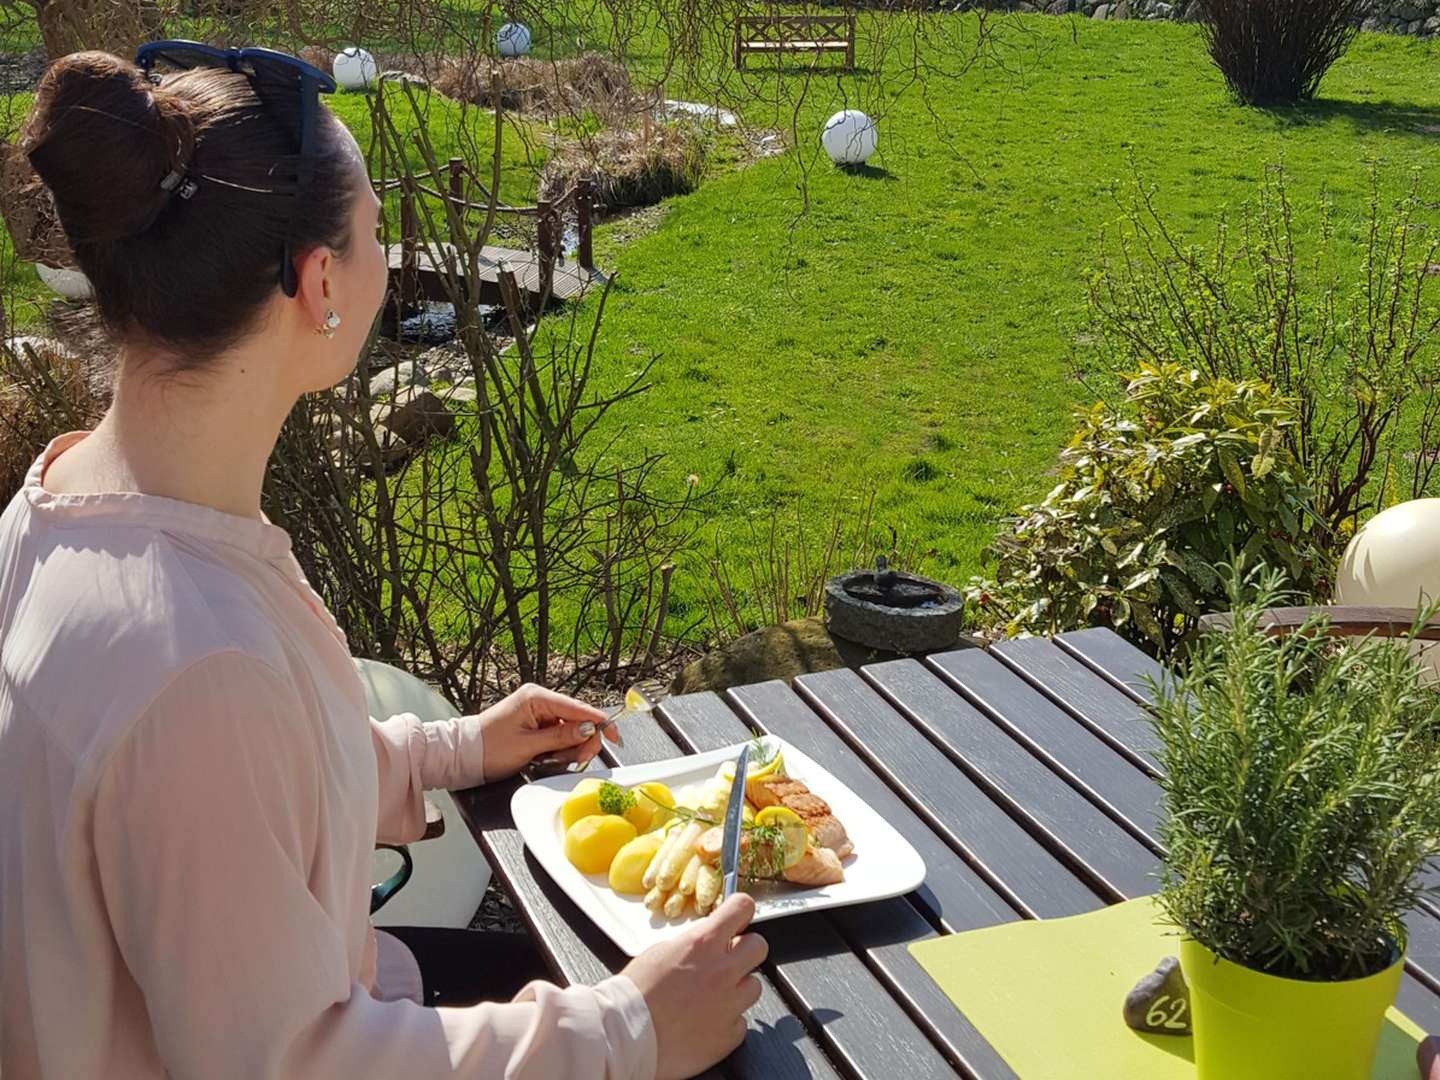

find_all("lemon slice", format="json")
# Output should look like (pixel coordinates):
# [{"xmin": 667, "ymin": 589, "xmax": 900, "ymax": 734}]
[
  {"xmin": 754, "ymin": 806, "xmax": 807, "ymax": 870},
  {"xmin": 625, "ymin": 686, "xmax": 652, "ymax": 713}
]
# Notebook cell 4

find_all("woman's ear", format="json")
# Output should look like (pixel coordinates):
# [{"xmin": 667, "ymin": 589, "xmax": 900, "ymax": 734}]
[{"xmin": 293, "ymin": 245, "xmax": 334, "ymax": 330}]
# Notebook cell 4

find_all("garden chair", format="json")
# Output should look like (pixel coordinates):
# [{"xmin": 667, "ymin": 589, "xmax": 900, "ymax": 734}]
[{"xmin": 355, "ymin": 659, "xmax": 492, "ymax": 928}]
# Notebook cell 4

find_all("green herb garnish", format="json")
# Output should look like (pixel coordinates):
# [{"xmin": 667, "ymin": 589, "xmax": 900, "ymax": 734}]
[
  {"xmin": 748, "ymin": 730, "xmax": 779, "ymax": 770},
  {"xmin": 598, "ymin": 780, "xmax": 637, "ymax": 817},
  {"xmin": 741, "ymin": 821, "xmax": 788, "ymax": 882}
]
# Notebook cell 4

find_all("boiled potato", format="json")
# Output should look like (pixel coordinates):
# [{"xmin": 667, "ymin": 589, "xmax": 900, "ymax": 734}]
[
  {"xmin": 608, "ymin": 832, "xmax": 666, "ymax": 894},
  {"xmin": 564, "ymin": 814, "xmax": 637, "ymax": 875},
  {"xmin": 625, "ymin": 781, "xmax": 676, "ymax": 833},
  {"xmin": 561, "ymin": 779, "xmax": 606, "ymax": 830}
]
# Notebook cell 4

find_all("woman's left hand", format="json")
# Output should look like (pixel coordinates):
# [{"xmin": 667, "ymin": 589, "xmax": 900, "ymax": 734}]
[{"xmin": 479, "ymin": 683, "xmax": 616, "ymax": 782}]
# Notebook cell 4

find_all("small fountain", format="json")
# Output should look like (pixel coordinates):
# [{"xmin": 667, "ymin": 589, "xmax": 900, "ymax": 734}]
[{"xmin": 824, "ymin": 556, "xmax": 965, "ymax": 654}]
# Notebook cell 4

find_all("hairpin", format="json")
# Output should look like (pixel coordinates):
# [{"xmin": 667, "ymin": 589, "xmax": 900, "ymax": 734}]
[{"xmin": 159, "ymin": 168, "xmax": 198, "ymax": 200}]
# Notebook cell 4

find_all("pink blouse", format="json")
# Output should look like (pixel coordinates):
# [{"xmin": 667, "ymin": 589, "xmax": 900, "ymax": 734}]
[{"xmin": 0, "ymin": 432, "xmax": 655, "ymax": 1079}]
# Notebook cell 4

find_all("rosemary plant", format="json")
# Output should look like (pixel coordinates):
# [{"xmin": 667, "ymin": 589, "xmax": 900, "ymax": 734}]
[{"xmin": 1152, "ymin": 566, "xmax": 1440, "ymax": 980}]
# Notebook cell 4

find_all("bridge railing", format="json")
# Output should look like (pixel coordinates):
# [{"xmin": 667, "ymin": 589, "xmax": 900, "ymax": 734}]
[{"xmin": 375, "ymin": 158, "xmax": 599, "ymax": 306}]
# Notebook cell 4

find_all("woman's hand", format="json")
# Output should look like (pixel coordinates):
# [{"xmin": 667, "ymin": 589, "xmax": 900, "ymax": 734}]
[
  {"xmin": 479, "ymin": 683, "xmax": 616, "ymax": 782},
  {"xmin": 620, "ymin": 893, "xmax": 767, "ymax": 1080},
  {"xmin": 1420, "ymin": 1035, "xmax": 1440, "ymax": 1079}
]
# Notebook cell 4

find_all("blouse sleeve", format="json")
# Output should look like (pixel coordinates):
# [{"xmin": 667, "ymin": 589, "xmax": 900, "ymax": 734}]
[
  {"xmin": 92, "ymin": 652, "xmax": 656, "ymax": 1080},
  {"xmin": 370, "ymin": 711, "xmax": 486, "ymax": 844}
]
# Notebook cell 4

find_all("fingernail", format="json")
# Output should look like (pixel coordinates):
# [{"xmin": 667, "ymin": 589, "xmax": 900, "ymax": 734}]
[{"xmin": 577, "ymin": 722, "xmax": 596, "ymax": 738}]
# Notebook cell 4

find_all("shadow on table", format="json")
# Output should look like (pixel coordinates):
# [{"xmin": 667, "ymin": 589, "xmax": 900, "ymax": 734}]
[{"xmin": 743, "ymin": 1010, "xmax": 844, "ymax": 1078}]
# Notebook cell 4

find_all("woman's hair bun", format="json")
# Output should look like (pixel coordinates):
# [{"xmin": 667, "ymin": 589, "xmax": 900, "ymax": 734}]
[{"xmin": 23, "ymin": 51, "xmax": 196, "ymax": 246}]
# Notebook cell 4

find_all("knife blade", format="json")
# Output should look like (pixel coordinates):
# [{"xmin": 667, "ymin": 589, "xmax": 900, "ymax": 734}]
[{"xmin": 720, "ymin": 744, "xmax": 750, "ymax": 901}]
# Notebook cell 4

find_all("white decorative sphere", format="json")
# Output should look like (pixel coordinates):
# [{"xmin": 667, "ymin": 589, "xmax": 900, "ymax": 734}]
[
  {"xmin": 822, "ymin": 109, "xmax": 878, "ymax": 166},
  {"xmin": 497, "ymin": 22, "xmax": 532, "ymax": 57},
  {"xmin": 1337, "ymin": 498, "xmax": 1440, "ymax": 678},
  {"xmin": 35, "ymin": 263, "xmax": 92, "ymax": 300},
  {"xmin": 333, "ymin": 46, "xmax": 377, "ymax": 91}
]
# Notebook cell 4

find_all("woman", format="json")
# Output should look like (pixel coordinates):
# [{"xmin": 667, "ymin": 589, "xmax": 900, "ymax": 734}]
[{"xmin": 0, "ymin": 48, "xmax": 765, "ymax": 1079}]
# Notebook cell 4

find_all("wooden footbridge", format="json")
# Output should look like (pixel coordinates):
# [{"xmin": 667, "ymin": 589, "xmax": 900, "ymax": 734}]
[{"xmin": 378, "ymin": 158, "xmax": 605, "ymax": 312}]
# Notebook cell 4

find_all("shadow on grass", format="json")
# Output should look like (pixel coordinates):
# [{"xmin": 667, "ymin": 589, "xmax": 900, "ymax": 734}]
[
  {"xmin": 1261, "ymin": 97, "xmax": 1440, "ymax": 136},
  {"xmin": 838, "ymin": 162, "xmax": 898, "ymax": 181}
]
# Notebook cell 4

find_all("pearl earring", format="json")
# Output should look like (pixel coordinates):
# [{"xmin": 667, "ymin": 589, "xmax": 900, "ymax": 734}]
[{"xmin": 317, "ymin": 310, "xmax": 341, "ymax": 338}]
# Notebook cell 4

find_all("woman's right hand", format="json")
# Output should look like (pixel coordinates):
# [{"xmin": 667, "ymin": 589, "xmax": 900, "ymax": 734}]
[{"xmin": 621, "ymin": 893, "xmax": 768, "ymax": 1080}]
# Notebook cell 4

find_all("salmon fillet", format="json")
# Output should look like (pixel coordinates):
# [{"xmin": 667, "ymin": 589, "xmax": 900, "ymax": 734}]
[
  {"xmin": 753, "ymin": 776, "xmax": 854, "ymax": 860},
  {"xmin": 782, "ymin": 845, "xmax": 844, "ymax": 886}
]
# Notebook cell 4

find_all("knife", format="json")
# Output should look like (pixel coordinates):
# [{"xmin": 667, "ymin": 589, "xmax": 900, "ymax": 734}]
[{"xmin": 720, "ymin": 744, "xmax": 750, "ymax": 901}]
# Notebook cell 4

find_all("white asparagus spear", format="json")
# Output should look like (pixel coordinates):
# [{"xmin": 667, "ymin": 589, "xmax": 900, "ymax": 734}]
[
  {"xmin": 643, "ymin": 823, "xmax": 683, "ymax": 891},
  {"xmin": 644, "ymin": 884, "xmax": 667, "ymax": 912},
  {"xmin": 663, "ymin": 888, "xmax": 688, "ymax": 919},
  {"xmin": 695, "ymin": 863, "xmax": 722, "ymax": 914},
  {"xmin": 657, "ymin": 821, "xmax": 703, "ymax": 890},
  {"xmin": 678, "ymin": 853, "xmax": 701, "ymax": 896}
]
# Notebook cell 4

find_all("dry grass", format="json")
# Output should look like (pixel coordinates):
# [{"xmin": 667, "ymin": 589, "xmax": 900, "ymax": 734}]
[
  {"xmin": 0, "ymin": 336, "xmax": 107, "ymax": 503},
  {"xmin": 541, "ymin": 122, "xmax": 706, "ymax": 211},
  {"xmin": 433, "ymin": 51, "xmax": 641, "ymax": 124}
]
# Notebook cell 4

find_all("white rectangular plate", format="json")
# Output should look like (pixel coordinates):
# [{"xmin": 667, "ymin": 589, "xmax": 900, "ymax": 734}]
[{"xmin": 511, "ymin": 737, "xmax": 928, "ymax": 956}]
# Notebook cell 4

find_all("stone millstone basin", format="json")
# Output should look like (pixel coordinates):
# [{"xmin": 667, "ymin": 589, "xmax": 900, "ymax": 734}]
[{"xmin": 823, "ymin": 565, "xmax": 965, "ymax": 654}]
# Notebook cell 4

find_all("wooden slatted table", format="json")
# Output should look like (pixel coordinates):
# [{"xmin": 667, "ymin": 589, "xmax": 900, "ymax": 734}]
[{"xmin": 452, "ymin": 628, "xmax": 1440, "ymax": 1078}]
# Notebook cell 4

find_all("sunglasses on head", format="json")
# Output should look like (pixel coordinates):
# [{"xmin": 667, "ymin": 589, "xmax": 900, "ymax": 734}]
[{"xmin": 134, "ymin": 40, "xmax": 339, "ymax": 298}]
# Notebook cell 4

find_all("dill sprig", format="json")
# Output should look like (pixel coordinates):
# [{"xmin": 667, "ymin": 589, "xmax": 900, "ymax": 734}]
[{"xmin": 597, "ymin": 781, "xmax": 636, "ymax": 817}]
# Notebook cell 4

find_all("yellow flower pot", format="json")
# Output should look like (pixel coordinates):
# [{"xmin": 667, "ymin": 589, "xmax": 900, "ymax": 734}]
[{"xmin": 1180, "ymin": 937, "xmax": 1404, "ymax": 1080}]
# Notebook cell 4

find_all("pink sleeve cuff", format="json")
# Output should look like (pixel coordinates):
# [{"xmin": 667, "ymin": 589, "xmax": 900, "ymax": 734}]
[
  {"xmin": 419, "ymin": 714, "xmax": 486, "ymax": 790},
  {"xmin": 592, "ymin": 975, "xmax": 657, "ymax": 1080}
]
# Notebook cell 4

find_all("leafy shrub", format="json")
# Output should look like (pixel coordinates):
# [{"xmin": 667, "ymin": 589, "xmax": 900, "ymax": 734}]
[
  {"xmin": 1153, "ymin": 567, "xmax": 1440, "ymax": 980},
  {"xmin": 1198, "ymin": 0, "xmax": 1364, "ymax": 106},
  {"xmin": 968, "ymin": 362, "xmax": 1327, "ymax": 652},
  {"xmin": 1088, "ymin": 164, "xmax": 1440, "ymax": 550}
]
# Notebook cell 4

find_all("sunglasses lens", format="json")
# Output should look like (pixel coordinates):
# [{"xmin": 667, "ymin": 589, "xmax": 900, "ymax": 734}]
[{"xmin": 143, "ymin": 46, "xmax": 221, "ymax": 74}]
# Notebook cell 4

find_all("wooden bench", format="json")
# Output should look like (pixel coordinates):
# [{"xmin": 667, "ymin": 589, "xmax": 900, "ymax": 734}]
[{"xmin": 733, "ymin": 13, "xmax": 856, "ymax": 70}]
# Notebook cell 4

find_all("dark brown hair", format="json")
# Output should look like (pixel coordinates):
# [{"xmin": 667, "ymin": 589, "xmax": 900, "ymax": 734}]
[{"xmin": 21, "ymin": 51, "xmax": 357, "ymax": 363}]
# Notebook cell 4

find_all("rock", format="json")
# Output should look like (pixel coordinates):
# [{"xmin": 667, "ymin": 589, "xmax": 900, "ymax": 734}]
[
  {"xmin": 415, "ymin": 342, "xmax": 470, "ymax": 384},
  {"xmin": 1093, "ymin": 3, "xmax": 1112, "ymax": 18},
  {"xmin": 1016, "ymin": 1, "xmax": 1040, "ymax": 11},
  {"xmin": 1426, "ymin": 14, "xmax": 1440, "ymax": 32},
  {"xmin": 1045, "ymin": 0, "xmax": 1072, "ymax": 12},
  {"xmin": 1114, "ymin": 0, "xmax": 1132, "ymax": 17},
  {"xmin": 368, "ymin": 359, "xmax": 429, "ymax": 399},
  {"xmin": 670, "ymin": 616, "xmax": 904, "ymax": 696},
  {"xmin": 1153, "ymin": 1, "xmax": 1173, "ymax": 16},
  {"xmin": 1123, "ymin": 957, "xmax": 1192, "ymax": 1035},
  {"xmin": 372, "ymin": 387, "xmax": 456, "ymax": 448},
  {"xmin": 1183, "ymin": 0, "xmax": 1203, "ymax": 20},
  {"xmin": 437, "ymin": 382, "xmax": 478, "ymax": 406},
  {"xmin": 1396, "ymin": 2, "xmax": 1425, "ymax": 20}
]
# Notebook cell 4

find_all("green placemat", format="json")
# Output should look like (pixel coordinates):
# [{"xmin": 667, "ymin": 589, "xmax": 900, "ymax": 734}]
[{"xmin": 908, "ymin": 897, "xmax": 1426, "ymax": 1079}]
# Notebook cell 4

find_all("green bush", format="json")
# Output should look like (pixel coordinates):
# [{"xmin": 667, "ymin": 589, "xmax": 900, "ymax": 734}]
[
  {"xmin": 1153, "ymin": 567, "xmax": 1440, "ymax": 980},
  {"xmin": 968, "ymin": 362, "xmax": 1328, "ymax": 652}
]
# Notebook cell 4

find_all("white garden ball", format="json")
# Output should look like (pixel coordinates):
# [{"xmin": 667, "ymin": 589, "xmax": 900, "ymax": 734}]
[
  {"xmin": 35, "ymin": 263, "xmax": 92, "ymax": 300},
  {"xmin": 822, "ymin": 109, "xmax": 878, "ymax": 166},
  {"xmin": 497, "ymin": 22, "xmax": 532, "ymax": 58},
  {"xmin": 1336, "ymin": 498, "xmax": 1440, "ymax": 678},
  {"xmin": 333, "ymin": 46, "xmax": 377, "ymax": 91}
]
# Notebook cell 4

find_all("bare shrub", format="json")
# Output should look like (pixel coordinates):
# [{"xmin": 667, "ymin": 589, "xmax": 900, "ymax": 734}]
[
  {"xmin": 541, "ymin": 122, "xmax": 706, "ymax": 211},
  {"xmin": 1198, "ymin": 0, "xmax": 1364, "ymax": 106},
  {"xmin": 433, "ymin": 52, "xmax": 640, "ymax": 123},
  {"xmin": 0, "ymin": 338, "xmax": 106, "ymax": 502}
]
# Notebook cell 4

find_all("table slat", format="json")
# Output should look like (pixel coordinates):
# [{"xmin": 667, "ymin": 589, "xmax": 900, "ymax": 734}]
[
  {"xmin": 1055, "ymin": 627, "xmax": 1167, "ymax": 704},
  {"xmin": 861, "ymin": 659, "xmax": 1160, "ymax": 900},
  {"xmin": 669, "ymin": 688, "xmax": 1020, "ymax": 1080},
  {"xmin": 793, "ymin": 668, "xmax": 1105, "ymax": 917},
  {"xmin": 924, "ymin": 649, "xmax": 1163, "ymax": 848},
  {"xmin": 992, "ymin": 638, "xmax": 1162, "ymax": 771}
]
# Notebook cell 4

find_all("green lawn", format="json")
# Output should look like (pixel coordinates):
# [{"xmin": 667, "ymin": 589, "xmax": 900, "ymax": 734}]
[
  {"xmin": 9, "ymin": 12, "xmax": 1440, "ymax": 640},
  {"xmin": 544, "ymin": 16, "xmax": 1440, "ymax": 626}
]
